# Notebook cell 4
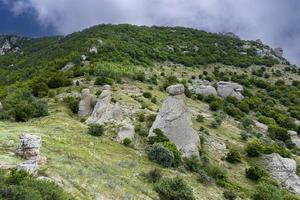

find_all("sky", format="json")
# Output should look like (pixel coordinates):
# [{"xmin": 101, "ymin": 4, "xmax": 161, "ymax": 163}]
[{"xmin": 0, "ymin": 0, "xmax": 299, "ymax": 65}]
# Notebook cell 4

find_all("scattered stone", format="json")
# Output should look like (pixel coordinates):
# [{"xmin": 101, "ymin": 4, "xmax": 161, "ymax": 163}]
[
  {"xmin": 16, "ymin": 134, "xmax": 42, "ymax": 160},
  {"xmin": 16, "ymin": 160, "xmax": 38, "ymax": 175},
  {"xmin": 116, "ymin": 123, "xmax": 135, "ymax": 143},
  {"xmin": 86, "ymin": 88, "xmax": 123, "ymax": 125},
  {"xmin": 89, "ymin": 46, "xmax": 98, "ymax": 53},
  {"xmin": 62, "ymin": 62, "xmax": 75, "ymax": 71},
  {"xmin": 78, "ymin": 89, "xmax": 93, "ymax": 117},
  {"xmin": 274, "ymin": 48, "xmax": 283, "ymax": 57},
  {"xmin": 217, "ymin": 81, "xmax": 244, "ymax": 100},
  {"xmin": 190, "ymin": 80, "xmax": 217, "ymax": 96},
  {"xmin": 166, "ymin": 84, "xmax": 185, "ymax": 96},
  {"xmin": 263, "ymin": 153, "xmax": 300, "ymax": 195},
  {"xmin": 149, "ymin": 84, "xmax": 200, "ymax": 157},
  {"xmin": 254, "ymin": 120, "xmax": 268, "ymax": 134},
  {"xmin": 288, "ymin": 131, "xmax": 300, "ymax": 148}
]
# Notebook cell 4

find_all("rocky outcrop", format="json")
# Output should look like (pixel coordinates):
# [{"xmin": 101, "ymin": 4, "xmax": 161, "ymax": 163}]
[
  {"xmin": 78, "ymin": 89, "xmax": 93, "ymax": 117},
  {"xmin": 16, "ymin": 134, "xmax": 42, "ymax": 160},
  {"xmin": 288, "ymin": 131, "xmax": 300, "ymax": 148},
  {"xmin": 0, "ymin": 37, "xmax": 20, "ymax": 55},
  {"xmin": 86, "ymin": 87, "xmax": 123, "ymax": 125},
  {"xmin": 274, "ymin": 48, "xmax": 283, "ymax": 57},
  {"xmin": 16, "ymin": 160, "xmax": 38, "ymax": 175},
  {"xmin": 149, "ymin": 84, "xmax": 200, "ymax": 157},
  {"xmin": 263, "ymin": 153, "xmax": 300, "ymax": 195},
  {"xmin": 116, "ymin": 123, "xmax": 135, "ymax": 143},
  {"xmin": 217, "ymin": 81, "xmax": 244, "ymax": 100},
  {"xmin": 89, "ymin": 46, "xmax": 98, "ymax": 53},
  {"xmin": 254, "ymin": 121, "xmax": 268, "ymax": 134},
  {"xmin": 190, "ymin": 80, "xmax": 217, "ymax": 97}
]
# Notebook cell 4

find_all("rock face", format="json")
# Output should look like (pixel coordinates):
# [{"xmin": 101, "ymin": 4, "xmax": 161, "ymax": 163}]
[
  {"xmin": 288, "ymin": 131, "xmax": 300, "ymax": 148},
  {"xmin": 78, "ymin": 89, "xmax": 93, "ymax": 117},
  {"xmin": 190, "ymin": 80, "xmax": 217, "ymax": 96},
  {"xmin": 16, "ymin": 134, "xmax": 42, "ymax": 160},
  {"xmin": 263, "ymin": 153, "xmax": 300, "ymax": 195},
  {"xmin": 86, "ymin": 87, "xmax": 123, "ymax": 125},
  {"xmin": 217, "ymin": 81, "xmax": 244, "ymax": 100},
  {"xmin": 116, "ymin": 124, "xmax": 135, "ymax": 143},
  {"xmin": 16, "ymin": 160, "xmax": 38, "ymax": 175},
  {"xmin": 149, "ymin": 84, "xmax": 200, "ymax": 157},
  {"xmin": 274, "ymin": 48, "xmax": 283, "ymax": 57}
]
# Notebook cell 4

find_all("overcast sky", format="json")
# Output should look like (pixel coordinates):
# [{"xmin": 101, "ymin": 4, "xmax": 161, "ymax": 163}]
[{"xmin": 0, "ymin": 0, "xmax": 299, "ymax": 65}]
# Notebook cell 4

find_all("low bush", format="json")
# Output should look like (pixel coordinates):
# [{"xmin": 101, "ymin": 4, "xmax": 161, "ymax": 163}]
[
  {"xmin": 196, "ymin": 114, "xmax": 204, "ymax": 122},
  {"xmin": 147, "ymin": 143, "xmax": 174, "ymax": 167},
  {"xmin": 63, "ymin": 97, "xmax": 80, "ymax": 114},
  {"xmin": 143, "ymin": 92, "xmax": 152, "ymax": 99},
  {"xmin": 206, "ymin": 164, "xmax": 227, "ymax": 181},
  {"xmin": 144, "ymin": 168, "xmax": 162, "ymax": 183},
  {"xmin": 154, "ymin": 176, "xmax": 195, "ymax": 200},
  {"xmin": 223, "ymin": 190, "xmax": 237, "ymax": 200},
  {"xmin": 94, "ymin": 76, "xmax": 114, "ymax": 86},
  {"xmin": 148, "ymin": 128, "xmax": 169, "ymax": 144},
  {"xmin": 226, "ymin": 149, "xmax": 241, "ymax": 163},
  {"xmin": 123, "ymin": 138, "xmax": 132, "ymax": 147},
  {"xmin": 245, "ymin": 165, "xmax": 265, "ymax": 181},
  {"xmin": 161, "ymin": 142, "xmax": 182, "ymax": 167},
  {"xmin": 253, "ymin": 182, "xmax": 283, "ymax": 200},
  {"xmin": 245, "ymin": 139, "xmax": 264, "ymax": 157},
  {"xmin": 87, "ymin": 124, "xmax": 104, "ymax": 136},
  {"xmin": 197, "ymin": 169, "xmax": 212, "ymax": 185}
]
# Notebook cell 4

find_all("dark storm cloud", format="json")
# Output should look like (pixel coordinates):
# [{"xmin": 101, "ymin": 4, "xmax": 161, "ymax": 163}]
[{"xmin": 1, "ymin": 0, "xmax": 300, "ymax": 65}]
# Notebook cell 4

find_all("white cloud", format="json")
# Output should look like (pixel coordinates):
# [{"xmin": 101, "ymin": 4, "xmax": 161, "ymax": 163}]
[{"xmin": 2, "ymin": 0, "xmax": 300, "ymax": 65}]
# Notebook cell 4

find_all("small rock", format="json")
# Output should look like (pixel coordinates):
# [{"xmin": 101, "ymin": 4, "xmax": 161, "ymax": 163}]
[
  {"xmin": 166, "ymin": 84, "xmax": 185, "ymax": 96},
  {"xmin": 102, "ymin": 84, "xmax": 112, "ymax": 91},
  {"xmin": 116, "ymin": 124, "xmax": 135, "ymax": 143},
  {"xmin": 89, "ymin": 46, "xmax": 98, "ymax": 53},
  {"xmin": 17, "ymin": 160, "xmax": 38, "ymax": 175}
]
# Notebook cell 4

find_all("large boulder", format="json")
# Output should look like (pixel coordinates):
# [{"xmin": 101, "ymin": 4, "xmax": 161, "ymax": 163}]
[
  {"xmin": 288, "ymin": 131, "xmax": 300, "ymax": 148},
  {"xmin": 116, "ymin": 123, "xmax": 135, "ymax": 143},
  {"xmin": 78, "ymin": 89, "xmax": 93, "ymax": 117},
  {"xmin": 190, "ymin": 80, "xmax": 217, "ymax": 96},
  {"xmin": 149, "ymin": 84, "xmax": 200, "ymax": 157},
  {"xmin": 16, "ymin": 160, "xmax": 38, "ymax": 175},
  {"xmin": 86, "ymin": 88, "xmax": 123, "ymax": 125},
  {"xmin": 263, "ymin": 153, "xmax": 300, "ymax": 195},
  {"xmin": 16, "ymin": 134, "xmax": 41, "ymax": 160},
  {"xmin": 274, "ymin": 48, "xmax": 283, "ymax": 57},
  {"xmin": 217, "ymin": 81, "xmax": 244, "ymax": 100}
]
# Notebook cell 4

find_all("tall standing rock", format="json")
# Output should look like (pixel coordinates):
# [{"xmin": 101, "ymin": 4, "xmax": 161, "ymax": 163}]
[
  {"xmin": 149, "ymin": 84, "xmax": 200, "ymax": 157},
  {"xmin": 263, "ymin": 153, "xmax": 300, "ymax": 195},
  {"xmin": 86, "ymin": 87, "xmax": 123, "ymax": 125},
  {"xmin": 16, "ymin": 134, "xmax": 42, "ymax": 160},
  {"xmin": 78, "ymin": 89, "xmax": 93, "ymax": 117}
]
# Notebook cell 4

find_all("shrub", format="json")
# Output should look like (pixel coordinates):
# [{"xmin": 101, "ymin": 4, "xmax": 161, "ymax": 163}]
[
  {"xmin": 241, "ymin": 117, "xmax": 254, "ymax": 129},
  {"xmin": 226, "ymin": 149, "xmax": 241, "ymax": 163},
  {"xmin": 268, "ymin": 125, "xmax": 289, "ymax": 142},
  {"xmin": 147, "ymin": 143, "xmax": 174, "ymax": 167},
  {"xmin": 223, "ymin": 190, "xmax": 237, "ymax": 200},
  {"xmin": 207, "ymin": 164, "xmax": 227, "ymax": 181},
  {"xmin": 245, "ymin": 165, "xmax": 265, "ymax": 181},
  {"xmin": 143, "ymin": 92, "xmax": 152, "ymax": 99},
  {"xmin": 197, "ymin": 169, "xmax": 212, "ymax": 185},
  {"xmin": 63, "ymin": 97, "xmax": 80, "ymax": 114},
  {"xmin": 88, "ymin": 124, "xmax": 104, "ymax": 136},
  {"xmin": 47, "ymin": 74, "xmax": 72, "ymax": 89},
  {"xmin": 154, "ymin": 176, "xmax": 195, "ymax": 200},
  {"xmin": 148, "ymin": 128, "xmax": 169, "ymax": 144},
  {"xmin": 209, "ymin": 100, "xmax": 223, "ymax": 111},
  {"xmin": 94, "ymin": 76, "xmax": 114, "ymax": 86},
  {"xmin": 123, "ymin": 138, "xmax": 132, "ymax": 147},
  {"xmin": 196, "ymin": 114, "xmax": 204, "ymax": 122},
  {"xmin": 161, "ymin": 142, "xmax": 182, "ymax": 167},
  {"xmin": 151, "ymin": 97, "xmax": 157, "ymax": 104},
  {"xmin": 245, "ymin": 139, "xmax": 264, "ymax": 157},
  {"xmin": 145, "ymin": 168, "xmax": 162, "ymax": 183},
  {"xmin": 253, "ymin": 182, "xmax": 283, "ymax": 200},
  {"xmin": 184, "ymin": 156, "xmax": 201, "ymax": 173},
  {"xmin": 31, "ymin": 81, "xmax": 49, "ymax": 98}
]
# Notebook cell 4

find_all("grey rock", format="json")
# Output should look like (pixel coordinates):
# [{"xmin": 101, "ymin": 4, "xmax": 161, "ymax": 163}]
[
  {"xmin": 62, "ymin": 62, "xmax": 75, "ymax": 71},
  {"xmin": 221, "ymin": 32, "xmax": 240, "ymax": 39},
  {"xmin": 288, "ymin": 130, "xmax": 300, "ymax": 148},
  {"xmin": 217, "ymin": 81, "xmax": 244, "ymax": 100},
  {"xmin": 166, "ymin": 84, "xmax": 185, "ymax": 96},
  {"xmin": 254, "ymin": 121, "xmax": 268, "ymax": 134},
  {"xmin": 78, "ymin": 89, "xmax": 93, "ymax": 117},
  {"xmin": 116, "ymin": 124, "xmax": 135, "ymax": 143},
  {"xmin": 256, "ymin": 39, "xmax": 263, "ymax": 44},
  {"xmin": 149, "ymin": 85, "xmax": 200, "ymax": 157},
  {"xmin": 191, "ymin": 80, "xmax": 217, "ymax": 96},
  {"xmin": 89, "ymin": 46, "xmax": 98, "ymax": 53},
  {"xmin": 86, "ymin": 89, "xmax": 123, "ymax": 125},
  {"xmin": 263, "ymin": 153, "xmax": 300, "ymax": 195},
  {"xmin": 17, "ymin": 160, "xmax": 38, "ymax": 175},
  {"xmin": 56, "ymin": 92, "xmax": 80, "ymax": 101},
  {"xmin": 0, "ymin": 102, "xmax": 3, "ymax": 111},
  {"xmin": 81, "ymin": 55, "xmax": 88, "ymax": 61},
  {"xmin": 274, "ymin": 48, "xmax": 283, "ymax": 57},
  {"xmin": 295, "ymin": 120, "xmax": 300, "ymax": 126},
  {"xmin": 16, "ymin": 134, "xmax": 41, "ymax": 160}
]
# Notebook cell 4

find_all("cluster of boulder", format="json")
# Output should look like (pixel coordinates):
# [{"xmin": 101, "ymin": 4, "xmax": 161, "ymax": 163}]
[
  {"xmin": 263, "ymin": 153, "xmax": 300, "ymax": 195},
  {"xmin": 149, "ymin": 84, "xmax": 200, "ymax": 157},
  {"xmin": 190, "ymin": 80, "xmax": 244, "ymax": 100},
  {"xmin": 16, "ymin": 134, "xmax": 43, "ymax": 175}
]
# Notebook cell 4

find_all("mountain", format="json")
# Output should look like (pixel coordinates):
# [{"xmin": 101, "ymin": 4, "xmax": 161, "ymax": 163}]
[{"xmin": 0, "ymin": 24, "xmax": 300, "ymax": 200}]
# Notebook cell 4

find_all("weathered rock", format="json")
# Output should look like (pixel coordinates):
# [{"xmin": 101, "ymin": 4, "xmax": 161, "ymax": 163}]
[
  {"xmin": 263, "ymin": 153, "xmax": 300, "ymax": 195},
  {"xmin": 295, "ymin": 120, "xmax": 300, "ymax": 126},
  {"xmin": 274, "ymin": 48, "xmax": 283, "ymax": 57},
  {"xmin": 191, "ymin": 80, "xmax": 217, "ymax": 96},
  {"xmin": 149, "ymin": 84, "xmax": 200, "ymax": 157},
  {"xmin": 217, "ymin": 81, "xmax": 244, "ymax": 100},
  {"xmin": 89, "ymin": 46, "xmax": 98, "ymax": 53},
  {"xmin": 254, "ymin": 121, "xmax": 268, "ymax": 134},
  {"xmin": 16, "ymin": 134, "xmax": 41, "ymax": 160},
  {"xmin": 78, "ymin": 89, "xmax": 93, "ymax": 117},
  {"xmin": 116, "ymin": 124, "xmax": 135, "ymax": 143},
  {"xmin": 81, "ymin": 55, "xmax": 88, "ymax": 61},
  {"xmin": 62, "ymin": 62, "xmax": 75, "ymax": 71},
  {"xmin": 288, "ymin": 130, "xmax": 300, "ymax": 148},
  {"xmin": 16, "ymin": 160, "xmax": 38, "ymax": 175},
  {"xmin": 166, "ymin": 84, "xmax": 185, "ymax": 96},
  {"xmin": 86, "ymin": 88, "xmax": 123, "ymax": 125},
  {"xmin": 256, "ymin": 39, "xmax": 263, "ymax": 44}
]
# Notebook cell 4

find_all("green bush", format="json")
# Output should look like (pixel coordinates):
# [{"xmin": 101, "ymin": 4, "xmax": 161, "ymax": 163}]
[
  {"xmin": 245, "ymin": 165, "xmax": 265, "ymax": 181},
  {"xmin": 196, "ymin": 114, "xmax": 204, "ymax": 122},
  {"xmin": 123, "ymin": 138, "xmax": 132, "ymax": 147},
  {"xmin": 223, "ymin": 190, "xmax": 237, "ymax": 200},
  {"xmin": 184, "ymin": 155, "xmax": 201, "ymax": 173},
  {"xmin": 226, "ymin": 149, "xmax": 241, "ymax": 163},
  {"xmin": 63, "ymin": 97, "xmax": 80, "ymax": 114},
  {"xmin": 87, "ymin": 124, "xmax": 104, "ymax": 136},
  {"xmin": 143, "ymin": 92, "xmax": 152, "ymax": 99},
  {"xmin": 245, "ymin": 139, "xmax": 264, "ymax": 157},
  {"xmin": 94, "ymin": 76, "xmax": 114, "ymax": 86},
  {"xmin": 161, "ymin": 142, "xmax": 182, "ymax": 167},
  {"xmin": 206, "ymin": 164, "xmax": 227, "ymax": 181},
  {"xmin": 154, "ymin": 176, "xmax": 195, "ymax": 200},
  {"xmin": 31, "ymin": 81, "xmax": 49, "ymax": 98},
  {"xmin": 197, "ymin": 169, "xmax": 212, "ymax": 185},
  {"xmin": 47, "ymin": 74, "xmax": 72, "ymax": 89},
  {"xmin": 144, "ymin": 168, "xmax": 162, "ymax": 183},
  {"xmin": 268, "ymin": 125, "xmax": 289, "ymax": 142},
  {"xmin": 148, "ymin": 128, "xmax": 169, "ymax": 144},
  {"xmin": 253, "ymin": 182, "xmax": 283, "ymax": 200},
  {"xmin": 147, "ymin": 143, "xmax": 174, "ymax": 167}
]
